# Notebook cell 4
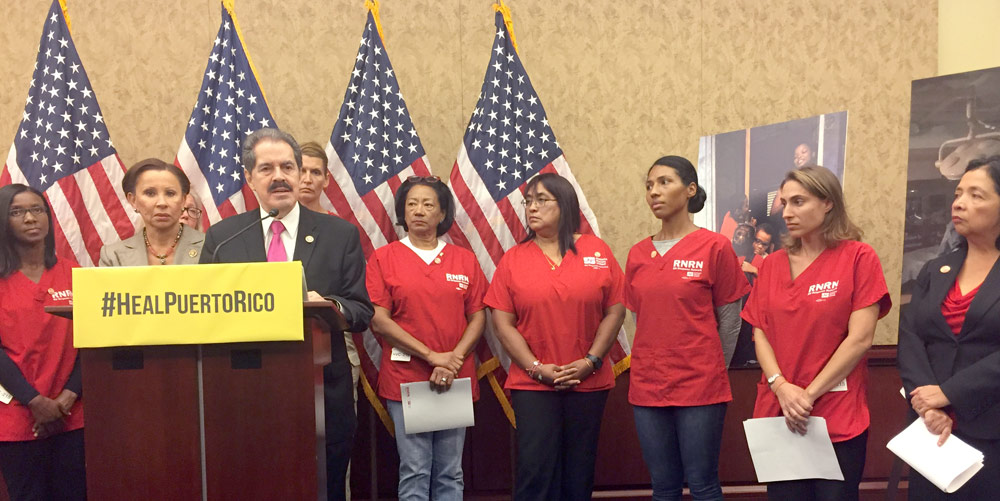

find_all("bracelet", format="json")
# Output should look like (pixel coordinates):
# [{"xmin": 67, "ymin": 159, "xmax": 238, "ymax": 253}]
[
  {"xmin": 771, "ymin": 378, "xmax": 787, "ymax": 393},
  {"xmin": 526, "ymin": 360, "xmax": 542, "ymax": 381}
]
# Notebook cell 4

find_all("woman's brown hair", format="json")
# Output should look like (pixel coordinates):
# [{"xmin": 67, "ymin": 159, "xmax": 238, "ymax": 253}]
[{"xmin": 780, "ymin": 165, "xmax": 861, "ymax": 252}]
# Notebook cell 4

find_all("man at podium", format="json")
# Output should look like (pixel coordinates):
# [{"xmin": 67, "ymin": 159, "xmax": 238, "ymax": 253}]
[{"xmin": 199, "ymin": 128, "xmax": 373, "ymax": 501}]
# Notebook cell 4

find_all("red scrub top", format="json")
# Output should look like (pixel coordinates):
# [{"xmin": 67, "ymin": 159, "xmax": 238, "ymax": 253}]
[
  {"xmin": 625, "ymin": 229, "xmax": 751, "ymax": 407},
  {"xmin": 367, "ymin": 241, "xmax": 487, "ymax": 401},
  {"xmin": 484, "ymin": 234, "xmax": 625, "ymax": 392},
  {"xmin": 0, "ymin": 259, "xmax": 83, "ymax": 441},
  {"xmin": 741, "ymin": 240, "xmax": 891, "ymax": 442}
]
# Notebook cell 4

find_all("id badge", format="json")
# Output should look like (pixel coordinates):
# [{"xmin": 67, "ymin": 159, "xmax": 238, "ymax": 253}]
[
  {"xmin": 390, "ymin": 347, "xmax": 412, "ymax": 362},
  {"xmin": 0, "ymin": 383, "xmax": 12, "ymax": 405},
  {"xmin": 830, "ymin": 378, "xmax": 848, "ymax": 392}
]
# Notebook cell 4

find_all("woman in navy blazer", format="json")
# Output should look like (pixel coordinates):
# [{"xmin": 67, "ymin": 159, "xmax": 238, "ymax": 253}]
[{"xmin": 899, "ymin": 156, "xmax": 1000, "ymax": 499}]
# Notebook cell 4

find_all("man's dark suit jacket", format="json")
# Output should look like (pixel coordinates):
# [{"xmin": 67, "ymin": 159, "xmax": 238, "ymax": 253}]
[
  {"xmin": 899, "ymin": 247, "xmax": 1000, "ymax": 440},
  {"xmin": 199, "ymin": 205, "xmax": 373, "ymax": 500}
]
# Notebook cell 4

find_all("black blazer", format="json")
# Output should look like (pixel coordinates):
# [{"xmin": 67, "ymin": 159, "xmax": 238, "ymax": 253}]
[
  {"xmin": 898, "ymin": 247, "xmax": 1000, "ymax": 440},
  {"xmin": 199, "ymin": 205, "xmax": 374, "ymax": 335}
]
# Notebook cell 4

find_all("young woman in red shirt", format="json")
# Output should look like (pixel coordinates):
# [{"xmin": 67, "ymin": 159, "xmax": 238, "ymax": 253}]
[
  {"xmin": 0, "ymin": 184, "xmax": 85, "ymax": 501},
  {"xmin": 625, "ymin": 156, "xmax": 750, "ymax": 500},
  {"xmin": 742, "ymin": 166, "xmax": 891, "ymax": 500}
]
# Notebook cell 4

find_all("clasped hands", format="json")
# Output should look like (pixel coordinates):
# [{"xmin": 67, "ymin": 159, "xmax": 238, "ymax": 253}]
[
  {"xmin": 534, "ymin": 359, "xmax": 595, "ymax": 390},
  {"xmin": 427, "ymin": 350, "xmax": 464, "ymax": 393},
  {"xmin": 910, "ymin": 385, "xmax": 952, "ymax": 446},
  {"xmin": 28, "ymin": 389, "xmax": 77, "ymax": 438},
  {"xmin": 772, "ymin": 379, "xmax": 815, "ymax": 435}
]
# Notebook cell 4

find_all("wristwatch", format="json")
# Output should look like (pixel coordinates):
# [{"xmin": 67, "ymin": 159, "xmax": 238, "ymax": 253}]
[
  {"xmin": 585, "ymin": 354, "xmax": 603, "ymax": 371},
  {"xmin": 766, "ymin": 373, "xmax": 782, "ymax": 386}
]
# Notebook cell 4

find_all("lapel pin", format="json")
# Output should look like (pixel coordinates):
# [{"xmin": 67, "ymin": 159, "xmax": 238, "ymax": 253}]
[
  {"xmin": 940, "ymin": 265, "xmax": 951, "ymax": 273},
  {"xmin": 189, "ymin": 249, "xmax": 198, "ymax": 258},
  {"xmin": 305, "ymin": 235, "xmax": 315, "ymax": 243},
  {"xmin": 434, "ymin": 258, "xmax": 441, "ymax": 264},
  {"xmin": 650, "ymin": 250, "xmax": 658, "ymax": 258},
  {"xmin": 595, "ymin": 251, "xmax": 602, "ymax": 257}
]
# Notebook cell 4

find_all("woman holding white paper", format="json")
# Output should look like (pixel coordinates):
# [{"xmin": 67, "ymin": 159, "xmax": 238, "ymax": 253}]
[
  {"xmin": 899, "ymin": 156, "xmax": 1000, "ymax": 499},
  {"xmin": 367, "ymin": 176, "xmax": 487, "ymax": 501},
  {"xmin": 0, "ymin": 184, "xmax": 85, "ymax": 500},
  {"xmin": 741, "ymin": 166, "xmax": 891, "ymax": 500}
]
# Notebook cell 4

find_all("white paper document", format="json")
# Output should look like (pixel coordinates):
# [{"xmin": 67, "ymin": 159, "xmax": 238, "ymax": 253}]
[
  {"xmin": 886, "ymin": 417, "xmax": 984, "ymax": 493},
  {"xmin": 743, "ymin": 417, "xmax": 844, "ymax": 482},
  {"xmin": 400, "ymin": 377, "xmax": 475, "ymax": 434}
]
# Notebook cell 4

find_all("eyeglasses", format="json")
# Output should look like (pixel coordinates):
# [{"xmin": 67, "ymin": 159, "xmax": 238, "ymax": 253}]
[
  {"xmin": 183, "ymin": 207, "xmax": 203, "ymax": 218},
  {"xmin": 520, "ymin": 197, "xmax": 557, "ymax": 208},
  {"xmin": 406, "ymin": 175, "xmax": 442, "ymax": 183},
  {"xmin": 753, "ymin": 238, "xmax": 771, "ymax": 246},
  {"xmin": 8, "ymin": 206, "xmax": 46, "ymax": 218}
]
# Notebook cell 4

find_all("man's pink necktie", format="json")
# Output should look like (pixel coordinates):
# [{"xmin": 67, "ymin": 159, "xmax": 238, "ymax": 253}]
[{"xmin": 267, "ymin": 220, "xmax": 287, "ymax": 262}]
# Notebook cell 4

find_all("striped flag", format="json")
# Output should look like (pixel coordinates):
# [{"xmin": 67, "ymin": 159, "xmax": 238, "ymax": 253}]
[
  {"xmin": 175, "ymin": 0, "xmax": 276, "ymax": 226},
  {"xmin": 323, "ymin": 0, "xmax": 433, "ymax": 435},
  {"xmin": 446, "ymin": 3, "xmax": 631, "ymax": 424},
  {"xmin": 322, "ymin": 0, "xmax": 433, "ymax": 258},
  {"xmin": 2, "ymin": 0, "xmax": 138, "ymax": 267}
]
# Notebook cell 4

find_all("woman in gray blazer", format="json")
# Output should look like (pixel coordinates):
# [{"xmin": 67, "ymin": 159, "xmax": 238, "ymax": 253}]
[
  {"xmin": 99, "ymin": 159, "xmax": 203, "ymax": 266},
  {"xmin": 899, "ymin": 156, "xmax": 1000, "ymax": 499}
]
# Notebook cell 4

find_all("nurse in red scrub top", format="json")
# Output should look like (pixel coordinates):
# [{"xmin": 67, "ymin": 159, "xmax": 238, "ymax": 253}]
[
  {"xmin": 485, "ymin": 173, "xmax": 626, "ymax": 501},
  {"xmin": 625, "ymin": 156, "xmax": 750, "ymax": 501},
  {"xmin": 741, "ymin": 166, "xmax": 891, "ymax": 501},
  {"xmin": 367, "ymin": 176, "xmax": 487, "ymax": 501},
  {"xmin": 0, "ymin": 184, "xmax": 85, "ymax": 501}
]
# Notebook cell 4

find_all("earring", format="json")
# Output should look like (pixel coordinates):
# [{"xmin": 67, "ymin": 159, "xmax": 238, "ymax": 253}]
[{"xmin": 134, "ymin": 209, "xmax": 139, "ymax": 213}]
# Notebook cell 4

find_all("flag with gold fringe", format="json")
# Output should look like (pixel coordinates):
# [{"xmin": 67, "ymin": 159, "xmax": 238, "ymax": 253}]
[{"xmin": 445, "ymin": 1, "xmax": 632, "ymax": 427}]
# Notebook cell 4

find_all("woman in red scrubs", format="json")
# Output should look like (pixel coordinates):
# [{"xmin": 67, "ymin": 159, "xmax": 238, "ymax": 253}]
[
  {"xmin": 741, "ymin": 166, "xmax": 891, "ymax": 500},
  {"xmin": 625, "ymin": 156, "xmax": 750, "ymax": 500},
  {"xmin": 0, "ymin": 184, "xmax": 85, "ymax": 500},
  {"xmin": 899, "ymin": 156, "xmax": 1000, "ymax": 499},
  {"xmin": 367, "ymin": 176, "xmax": 487, "ymax": 500},
  {"xmin": 485, "ymin": 172, "xmax": 626, "ymax": 501}
]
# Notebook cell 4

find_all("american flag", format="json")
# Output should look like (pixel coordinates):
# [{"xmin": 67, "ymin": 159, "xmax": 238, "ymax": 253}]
[
  {"xmin": 2, "ymin": 0, "xmax": 137, "ymax": 267},
  {"xmin": 322, "ymin": 9, "xmax": 433, "ymax": 258},
  {"xmin": 446, "ymin": 7, "xmax": 632, "ymax": 421},
  {"xmin": 324, "ymin": 5, "xmax": 434, "ymax": 434},
  {"xmin": 175, "ymin": 2, "xmax": 276, "ymax": 226}
]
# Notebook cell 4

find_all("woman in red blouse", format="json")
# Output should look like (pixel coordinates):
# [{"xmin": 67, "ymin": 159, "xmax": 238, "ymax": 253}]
[
  {"xmin": 0, "ymin": 184, "xmax": 85, "ymax": 500},
  {"xmin": 486, "ymin": 173, "xmax": 626, "ymax": 501}
]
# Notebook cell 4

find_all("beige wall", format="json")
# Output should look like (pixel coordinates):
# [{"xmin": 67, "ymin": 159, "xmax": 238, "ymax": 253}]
[
  {"xmin": 1, "ymin": 1, "xmax": 937, "ymax": 343},
  {"xmin": 939, "ymin": 0, "xmax": 1000, "ymax": 74}
]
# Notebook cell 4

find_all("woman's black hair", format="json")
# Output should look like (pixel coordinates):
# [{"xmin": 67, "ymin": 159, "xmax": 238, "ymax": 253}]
[
  {"xmin": 122, "ymin": 158, "xmax": 191, "ymax": 196},
  {"xmin": 393, "ymin": 177, "xmax": 456, "ymax": 237},
  {"xmin": 520, "ymin": 173, "xmax": 581, "ymax": 257},
  {"xmin": 648, "ymin": 155, "xmax": 707, "ymax": 213},
  {"xmin": 0, "ymin": 184, "xmax": 58, "ymax": 278},
  {"xmin": 964, "ymin": 155, "xmax": 1000, "ymax": 249}
]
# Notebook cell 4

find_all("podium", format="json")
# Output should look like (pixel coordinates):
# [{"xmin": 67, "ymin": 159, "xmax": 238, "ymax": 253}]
[{"xmin": 48, "ymin": 302, "xmax": 344, "ymax": 500}]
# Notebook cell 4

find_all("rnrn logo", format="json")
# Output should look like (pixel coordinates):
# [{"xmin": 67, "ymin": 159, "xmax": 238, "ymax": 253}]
[
  {"xmin": 673, "ymin": 260, "xmax": 703, "ymax": 271},
  {"xmin": 673, "ymin": 259, "xmax": 703, "ymax": 279},
  {"xmin": 49, "ymin": 288, "xmax": 73, "ymax": 301},
  {"xmin": 807, "ymin": 281, "xmax": 839, "ymax": 299},
  {"xmin": 446, "ymin": 273, "xmax": 470, "ymax": 290},
  {"xmin": 445, "ymin": 273, "xmax": 469, "ymax": 285},
  {"xmin": 583, "ymin": 253, "xmax": 608, "ymax": 269}
]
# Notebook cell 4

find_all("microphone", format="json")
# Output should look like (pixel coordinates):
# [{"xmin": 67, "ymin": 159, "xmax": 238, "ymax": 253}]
[{"xmin": 211, "ymin": 208, "xmax": 279, "ymax": 263}]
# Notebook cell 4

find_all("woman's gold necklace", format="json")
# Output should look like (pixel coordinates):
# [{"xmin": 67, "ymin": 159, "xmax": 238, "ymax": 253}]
[{"xmin": 144, "ymin": 225, "xmax": 183, "ymax": 265}]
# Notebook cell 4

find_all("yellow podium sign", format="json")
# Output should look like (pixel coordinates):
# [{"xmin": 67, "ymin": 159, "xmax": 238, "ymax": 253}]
[{"xmin": 73, "ymin": 262, "xmax": 304, "ymax": 347}]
